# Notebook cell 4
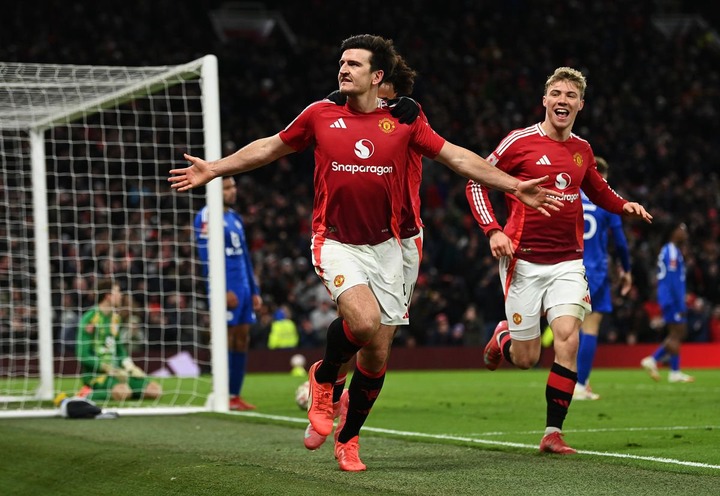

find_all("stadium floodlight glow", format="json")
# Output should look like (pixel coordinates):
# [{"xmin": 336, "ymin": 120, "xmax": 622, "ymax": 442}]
[{"xmin": 0, "ymin": 56, "xmax": 230, "ymax": 417}]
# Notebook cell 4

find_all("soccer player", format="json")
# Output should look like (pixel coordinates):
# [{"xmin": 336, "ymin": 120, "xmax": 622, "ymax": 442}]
[
  {"xmin": 575, "ymin": 157, "xmax": 633, "ymax": 400},
  {"xmin": 195, "ymin": 176, "xmax": 263, "ymax": 411},
  {"xmin": 303, "ymin": 55, "xmax": 424, "ymax": 451},
  {"xmin": 170, "ymin": 34, "xmax": 561, "ymax": 471},
  {"xmin": 641, "ymin": 222, "xmax": 695, "ymax": 383},
  {"xmin": 466, "ymin": 67, "xmax": 652, "ymax": 454},
  {"xmin": 76, "ymin": 278, "xmax": 162, "ymax": 401}
]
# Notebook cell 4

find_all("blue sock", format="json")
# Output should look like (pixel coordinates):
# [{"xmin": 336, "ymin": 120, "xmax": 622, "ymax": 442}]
[
  {"xmin": 669, "ymin": 354, "xmax": 680, "ymax": 372},
  {"xmin": 228, "ymin": 351, "xmax": 247, "ymax": 396},
  {"xmin": 577, "ymin": 332, "xmax": 597, "ymax": 386},
  {"xmin": 652, "ymin": 345, "xmax": 667, "ymax": 362}
]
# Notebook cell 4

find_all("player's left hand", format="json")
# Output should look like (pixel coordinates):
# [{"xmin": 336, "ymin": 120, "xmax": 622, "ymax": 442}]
[
  {"xmin": 622, "ymin": 202, "xmax": 653, "ymax": 223},
  {"xmin": 514, "ymin": 176, "xmax": 564, "ymax": 217},
  {"xmin": 388, "ymin": 96, "xmax": 420, "ymax": 124},
  {"xmin": 252, "ymin": 294, "xmax": 263, "ymax": 311},
  {"xmin": 122, "ymin": 358, "xmax": 146, "ymax": 378},
  {"xmin": 168, "ymin": 154, "xmax": 215, "ymax": 191}
]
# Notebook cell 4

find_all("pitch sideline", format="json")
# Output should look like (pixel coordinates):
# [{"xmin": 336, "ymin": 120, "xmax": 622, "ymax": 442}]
[{"xmin": 235, "ymin": 411, "xmax": 720, "ymax": 471}]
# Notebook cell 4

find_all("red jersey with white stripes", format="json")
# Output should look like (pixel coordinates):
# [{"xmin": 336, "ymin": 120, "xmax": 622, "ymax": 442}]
[
  {"xmin": 398, "ymin": 108, "xmax": 428, "ymax": 238},
  {"xmin": 280, "ymin": 100, "xmax": 445, "ymax": 246},
  {"xmin": 465, "ymin": 123, "xmax": 627, "ymax": 264}
]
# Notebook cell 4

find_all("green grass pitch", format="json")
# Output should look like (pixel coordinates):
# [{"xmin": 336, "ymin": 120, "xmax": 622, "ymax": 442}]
[{"xmin": 1, "ymin": 368, "xmax": 719, "ymax": 495}]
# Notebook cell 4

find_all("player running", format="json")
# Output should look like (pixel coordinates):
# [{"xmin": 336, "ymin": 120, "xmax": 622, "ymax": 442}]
[{"xmin": 467, "ymin": 67, "xmax": 652, "ymax": 454}]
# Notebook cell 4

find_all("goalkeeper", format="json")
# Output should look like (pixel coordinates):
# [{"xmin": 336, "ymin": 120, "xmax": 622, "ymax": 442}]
[{"xmin": 75, "ymin": 278, "xmax": 162, "ymax": 401}]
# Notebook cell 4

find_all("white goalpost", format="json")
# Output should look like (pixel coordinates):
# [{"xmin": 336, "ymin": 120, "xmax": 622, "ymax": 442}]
[{"xmin": 0, "ymin": 56, "xmax": 230, "ymax": 417}]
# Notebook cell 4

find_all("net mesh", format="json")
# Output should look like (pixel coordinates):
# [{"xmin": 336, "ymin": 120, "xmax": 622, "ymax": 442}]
[{"xmin": 0, "ymin": 59, "xmax": 215, "ymax": 414}]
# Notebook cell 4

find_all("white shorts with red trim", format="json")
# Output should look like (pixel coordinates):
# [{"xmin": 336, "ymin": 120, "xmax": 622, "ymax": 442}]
[
  {"xmin": 401, "ymin": 229, "xmax": 423, "ymax": 309},
  {"xmin": 499, "ymin": 258, "xmax": 590, "ymax": 341},
  {"xmin": 311, "ymin": 235, "xmax": 407, "ymax": 326}
]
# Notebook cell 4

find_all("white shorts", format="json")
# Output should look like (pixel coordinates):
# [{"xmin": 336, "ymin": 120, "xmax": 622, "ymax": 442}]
[
  {"xmin": 499, "ymin": 258, "xmax": 590, "ymax": 341},
  {"xmin": 311, "ymin": 235, "xmax": 407, "ymax": 326},
  {"xmin": 401, "ymin": 229, "xmax": 423, "ymax": 309}
]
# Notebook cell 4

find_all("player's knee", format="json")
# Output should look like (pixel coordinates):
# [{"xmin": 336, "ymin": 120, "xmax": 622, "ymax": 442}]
[
  {"xmin": 348, "ymin": 314, "xmax": 381, "ymax": 341},
  {"xmin": 111, "ymin": 384, "xmax": 132, "ymax": 401},
  {"xmin": 513, "ymin": 354, "xmax": 539, "ymax": 370},
  {"xmin": 144, "ymin": 381, "xmax": 163, "ymax": 399}
]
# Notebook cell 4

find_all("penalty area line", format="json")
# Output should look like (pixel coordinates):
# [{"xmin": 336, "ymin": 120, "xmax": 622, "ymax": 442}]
[{"xmin": 235, "ymin": 411, "xmax": 720, "ymax": 470}]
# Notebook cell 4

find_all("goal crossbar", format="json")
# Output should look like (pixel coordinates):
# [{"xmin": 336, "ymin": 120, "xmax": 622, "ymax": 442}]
[{"xmin": 0, "ymin": 58, "xmax": 206, "ymax": 131}]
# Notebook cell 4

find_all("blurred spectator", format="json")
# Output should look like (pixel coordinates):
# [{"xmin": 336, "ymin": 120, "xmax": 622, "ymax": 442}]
[
  {"xmin": 267, "ymin": 307, "xmax": 299, "ymax": 349},
  {"xmin": 1, "ymin": 1, "xmax": 718, "ymax": 352},
  {"xmin": 309, "ymin": 300, "xmax": 337, "ymax": 337}
]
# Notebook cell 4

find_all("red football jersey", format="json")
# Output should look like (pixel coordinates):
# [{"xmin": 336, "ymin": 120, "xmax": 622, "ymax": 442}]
[
  {"xmin": 280, "ymin": 100, "xmax": 445, "ymax": 245},
  {"xmin": 398, "ymin": 108, "xmax": 428, "ymax": 238},
  {"xmin": 466, "ymin": 123, "xmax": 627, "ymax": 264}
]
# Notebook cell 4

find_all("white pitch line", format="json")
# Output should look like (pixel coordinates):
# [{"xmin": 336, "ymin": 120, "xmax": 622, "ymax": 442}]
[
  {"xmin": 235, "ymin": 411, "xmax": 720, "ymax": 470},
  {"xmin": 470, "ymin": 425, "xmax": 720, "ymax": 436}
]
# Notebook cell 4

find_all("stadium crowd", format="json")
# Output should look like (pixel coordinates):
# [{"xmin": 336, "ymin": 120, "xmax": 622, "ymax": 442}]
[{"xmin": 2, "ymin": 0, "xmax": 719, "ymax": 351}]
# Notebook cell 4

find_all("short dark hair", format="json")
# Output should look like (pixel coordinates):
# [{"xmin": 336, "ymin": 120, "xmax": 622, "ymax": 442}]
[
  {"xmin": 340, "ymin": 34, "xmax": 397, "ymax": 83},
  {"xmin": 96, "ymin": 278, "xmax": 116, "ymax": 301},
  {"xmin": 384, "ymin": 55, "xmax": 416, "ymax": 96}
]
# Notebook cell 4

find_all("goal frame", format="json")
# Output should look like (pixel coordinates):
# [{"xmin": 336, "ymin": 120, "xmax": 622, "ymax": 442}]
[{"xmin": 0, "ymin": 55, "xmax": 229, "ymax": 418}]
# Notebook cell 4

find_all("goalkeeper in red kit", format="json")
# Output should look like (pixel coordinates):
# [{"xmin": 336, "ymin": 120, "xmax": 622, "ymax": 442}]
[{"xmin": 76, "ymin": 278, "xmax": 162, "ymax": 401}]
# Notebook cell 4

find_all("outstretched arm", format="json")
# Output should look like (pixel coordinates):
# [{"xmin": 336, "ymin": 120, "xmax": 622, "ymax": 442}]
[
  {"xmin": 168, "ymin": 134, "xmax": 295, "ymax": 191},
  {"xmin": 435, "ymin": 142, "xmax": 563, "ymax": 217}
]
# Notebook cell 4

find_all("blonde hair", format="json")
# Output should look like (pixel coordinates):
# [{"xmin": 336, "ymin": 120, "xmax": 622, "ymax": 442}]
[
  {"xmin": 544, "ymin": 67, "xmax": 587, "ymax": 98},
  {"xmin": 595, "ymin": 156, "xmax": 609, "ymax": 178}
]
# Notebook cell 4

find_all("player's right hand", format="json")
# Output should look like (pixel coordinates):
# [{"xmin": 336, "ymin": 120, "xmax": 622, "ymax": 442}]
[
  {"xmin": 226, "ymin": 290, "xmax": 239, "ymax": 309},
  {"xmin": 618, "ymin": 270, "xmax": 633, "ymax": 296},
  {"xmin": 325, "ymin": 90, "xmax": 346, "ymax": 105},
  {"xmin": 488, "ymin": 229, "xmax": 514, "ymax": 259}
]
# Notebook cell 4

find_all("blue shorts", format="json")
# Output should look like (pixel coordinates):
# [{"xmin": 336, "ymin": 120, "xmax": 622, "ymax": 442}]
[
  {"xmin": 227, "ymin": 285, "xmax": 257, "ymax": 326},
  {"xmin": 661, "ymin": 303, "xmax": 686, "ymax": 324},
  {"xmin": 587, "ymin": 270, "xmax": 612, "ymax": 314}
]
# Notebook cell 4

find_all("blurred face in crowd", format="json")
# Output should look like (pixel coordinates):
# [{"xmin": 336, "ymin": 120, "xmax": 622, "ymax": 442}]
[
  {"xmin": 338, "ymin": 49, "xmax": 382, "ymax": 97},
  {"xmin": 542, "ymin": 79, "xmax": 584, "ymax": 136},
  {"xmin": 222, "ymin": 177, "xmax": 237, "ymax": 208},
  {"xmin": 672, "ymin": 223, "xmax": 688, "ymax": 245}
]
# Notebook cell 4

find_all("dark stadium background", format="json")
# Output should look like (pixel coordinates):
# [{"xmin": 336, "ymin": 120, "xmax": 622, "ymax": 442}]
[{"xmin": 2, "ymin": 0, "xmax": 718, "ymax": 355}]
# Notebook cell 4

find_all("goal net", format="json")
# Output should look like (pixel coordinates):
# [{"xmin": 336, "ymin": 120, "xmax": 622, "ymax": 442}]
[{"xmin": 0, "ymin": 56, "xmax": 231, "ymax": 417}]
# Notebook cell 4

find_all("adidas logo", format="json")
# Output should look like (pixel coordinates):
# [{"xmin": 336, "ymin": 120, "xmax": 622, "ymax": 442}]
[
  {"xmin": 330, "ymin": 118, "xmax": 347, "ymax": 129},
  {"xmin": 536, "ymin": 155, "xmax": 551, "ymax": 165}
]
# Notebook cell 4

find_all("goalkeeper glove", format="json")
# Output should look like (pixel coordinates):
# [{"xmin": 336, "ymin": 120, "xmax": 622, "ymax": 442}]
[
  {"xmin": 388, "ymin": 96, "xmax": 420, "ymax": 124},
  {"xmin": 110, "ymin": 367, "xmax": 128, "ymax": 382},
  {"xmin": 325, "ymin": 90, "xmax": 346, "ymax": 106},
  {"xmin": 122, "ymin": 357, "xmax": 146, "ymax": 378},
  {"xmin": 102, "ymin": 365, "xmax": 128, "ymax": 382}
]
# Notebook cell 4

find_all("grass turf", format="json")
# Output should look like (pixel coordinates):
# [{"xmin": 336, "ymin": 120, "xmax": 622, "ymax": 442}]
[{"xmin": 1, "ymin": 368, "xmax": 719, "ymax": 495}]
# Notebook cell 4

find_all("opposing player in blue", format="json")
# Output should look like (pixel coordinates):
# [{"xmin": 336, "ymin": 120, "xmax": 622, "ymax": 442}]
[
  {"xmin": 195, "ymin": 176, "xmax": 263, "ymax": 410},
  {"xmin": 641, "ymin": 222, "xmax": 694, "ymax": 383},
  {"xmin": 575, "ymin": 157, "xmax": 632, "ymax": 400}
]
